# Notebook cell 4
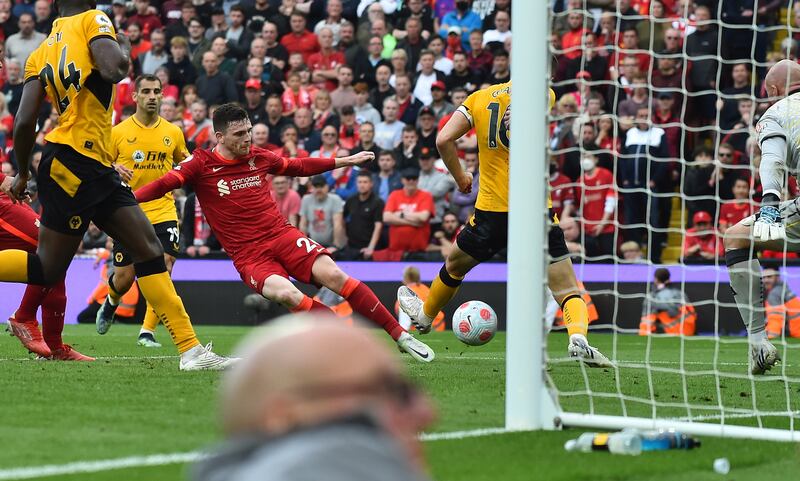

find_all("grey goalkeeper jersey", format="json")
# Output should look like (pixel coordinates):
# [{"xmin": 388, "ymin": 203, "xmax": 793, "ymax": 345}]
[{"xmin": 756, "ymin": 92, "xmax": 800, "ymax": 199}]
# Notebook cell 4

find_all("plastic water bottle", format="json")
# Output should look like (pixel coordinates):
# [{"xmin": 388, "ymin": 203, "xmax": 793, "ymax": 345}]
[
  {"xmin": 564, "ymin": 432, "xmax": 642, "ymax": 455},
  {"xmin": 635, "ymin": 430, "xmax": 701, "ymax": 451}
]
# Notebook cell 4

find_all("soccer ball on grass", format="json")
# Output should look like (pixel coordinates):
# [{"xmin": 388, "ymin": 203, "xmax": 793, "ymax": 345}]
[{"xmin": 452, "ymin": 300, "xmax": 497, "ymax": 346}]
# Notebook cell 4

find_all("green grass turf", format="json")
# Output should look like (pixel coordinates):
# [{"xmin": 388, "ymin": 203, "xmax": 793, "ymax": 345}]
[{"xmin": 1, "ymin": 325, "xmax": 799, "ymax": 480}]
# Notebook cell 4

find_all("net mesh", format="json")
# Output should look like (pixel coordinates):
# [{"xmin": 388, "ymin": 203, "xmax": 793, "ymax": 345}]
[{"xmin": 544, "ymin": 1, "xmax": 800, "ymax": 434}]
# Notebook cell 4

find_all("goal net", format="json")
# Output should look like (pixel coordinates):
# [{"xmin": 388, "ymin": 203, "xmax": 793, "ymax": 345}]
[{"xmin": 510, "ymin": 0, "xmax": 800, "ymax": 441}]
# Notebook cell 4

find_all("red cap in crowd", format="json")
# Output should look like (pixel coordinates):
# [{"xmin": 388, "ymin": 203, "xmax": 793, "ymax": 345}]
[
  {"xmin": 693, "ymin": 211, "xmax": 712, "ymax": 224},
  {"xmin": 431, "ymin": 81, "xmax": 446, "ymax": 90},
  {"xmin": 245, "ymin": 79, "xmax": 262, "ymax": 90}
]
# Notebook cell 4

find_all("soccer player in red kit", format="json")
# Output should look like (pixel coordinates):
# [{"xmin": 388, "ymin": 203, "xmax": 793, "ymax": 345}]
[
  {"xmin": 0, "ymin": 173, "xmax": 93, "ymax": 360},
  {"xmin": 136, "ymin": 104, "xmax": 434, "ymax": 362}
]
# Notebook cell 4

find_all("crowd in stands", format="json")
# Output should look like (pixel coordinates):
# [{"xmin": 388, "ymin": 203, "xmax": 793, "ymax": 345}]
[{"xmin": 3, "ymin": 0, "xmax": 800, "ymax": 264}]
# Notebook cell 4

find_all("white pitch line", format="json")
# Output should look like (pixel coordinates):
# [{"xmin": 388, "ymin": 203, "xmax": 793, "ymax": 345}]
[{"xmin": 0, "ymin": 427, "xmax": 512, "ymax": 480}]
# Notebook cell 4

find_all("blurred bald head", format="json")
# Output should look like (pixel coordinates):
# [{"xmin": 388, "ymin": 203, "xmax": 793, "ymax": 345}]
[
  {"xmin": 221, "ymin": 315, "xmax": 405, "ymax": 436},
  {"xmin": 765, "ymin": 59, "xmax": 800, "ymax": 99}
]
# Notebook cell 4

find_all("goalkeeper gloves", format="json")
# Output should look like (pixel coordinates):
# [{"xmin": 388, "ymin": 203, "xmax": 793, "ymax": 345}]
[{"xmin": 753, "ymin": 201, "xmax": 785, "ymax": 242}]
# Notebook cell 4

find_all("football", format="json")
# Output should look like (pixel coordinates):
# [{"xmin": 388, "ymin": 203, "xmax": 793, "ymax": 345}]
[{"xmin": 452, "ymin": 300, "xmax": 498, "ymax": 346}]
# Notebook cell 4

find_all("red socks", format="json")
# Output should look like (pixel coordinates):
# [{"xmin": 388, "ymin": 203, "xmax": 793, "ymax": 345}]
[
  {"xmin": 15, "ymin": 285, "xmax": 48, "ymax": 320},
  {"xmin": 41, "ymin": 281, "xmax": 66, "ymax": 350},
  {"xmin": 340, "ymin": 277, "xmax": 405, "ymax": 341},
  {"xmin": 290, "ymin": 295, "xmax": 334, "ymax": 314}
]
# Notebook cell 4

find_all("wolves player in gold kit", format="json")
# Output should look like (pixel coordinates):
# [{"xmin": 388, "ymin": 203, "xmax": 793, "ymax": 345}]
[
  {"xmin": 398, "ymin": 83, "xmax": 612, "ymax": 366},
  {"xmin": 0, "ymin": 0, "xmax": 234, "ymax": 370},
  {"xmin": 95, "ymin": 74, "xmax": 188, "ymax": 348}
]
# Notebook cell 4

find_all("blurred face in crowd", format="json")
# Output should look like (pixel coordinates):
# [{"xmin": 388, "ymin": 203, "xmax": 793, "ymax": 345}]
[
  {"xmin": 379, "ymin": 153, "xmax": 395, "ymax": 173},
  {"xmin": 150, "ymin": 30, "xmax": 166, "ymax": 52},
  {"xmin": 127, "ymin": 23, "xmax": 141, "ymax": 42},
  {"xmin": 469, "ymin": 30, "xmax": 483, "ymax": 51},
  {"xmin": 493, "ymin": 55, "xmax": 509, "ymax": 74},
  {"xmin": 19, "ymin": 13, "xmax": 35, "ymax": 35},
  {"xmin": 622, "ymin": 243, "xmax": 642, "ymax": 260},
  {"xmin": 621, "ymin": 57, "xmax": 638, "ymax": 79},
  {"xmin": 451, "ymin": 89, "xmax": 468, "ymax": 107},
  {"xmin": 732, "ymin": 64, "xmax": 750, "ymax": 85},
  {"xmin": 587, "ymin": 97, "xmax": 602, "ymax": 115},
  {"xmin": 599, "ymin": 13, "xmax": 614, "ymax": 34},
  {"xmin": 431, "ymin": 86, "xmax": 446, "ymax": 102},
  {"xmin": 315, "ymin": 91, "xmax": 332, "ymax": 111},
  {"xmin": 5, "ymin": 60, "xmax": 21, "ymax": 83},
  {"xmin": 664, "ymin": 28, "xmax": 680, "ymax": 50},
  {"xmin": 327, "ymin": 0, "xmax": 342, "ymax": 18},
  {"xmin": 359, "ymin": 123, "xmax": 374, "ymax": 143},
  {"xmin": 182, "ymin": 85, "xmax": 197, "ymax": 107},
  {"xmin": 567, "ymin": 12, "xmax": 582, "ymax": 30},
  {"xmin": 295, "ymin": 108, "xmax": 312, "ymax": 129},
  {"xmin": 367, "ymin": 2, "xmax": 383, "ymax": 21},
  {"xmin": 428, "ymin": 37, "xmax": 444, "ymax": 57},
  {"xmin": 202, "ymin": 51, "xmax": 220, "ymax": 75},
  {"xmin": 356, "ymin": 174, "xmax": 373, "ymax": 195},
  {"xmin": 419, "ymin": 113, "xmax": 435, "ymax": 131},
  {"xmin": 402, "ymin": 129, "xmax": 418, "ymax": 148},
  {"xmin": 372, "ymin": 19, "xmax": 387, "ymax": 37},
  {"xmin": 245, "ymin": 86, "xmax": 262, "ymax": 106},
  {"xmin": 188, "ymin": 19, "xmax": 204, "ymax": 40},
  {"xmin": 419, "ymin": 156, "xmax": 434, "ymax": 172},
  {"xmin": 180, "ymin": 4, "xmax": 196, "ymax": 23},
  {"xmin": 318, "ymin": 27, "xmax": 334, "ymax": 49},
  {"xmin": 383, "ymin": 99, "xmax": 398, "ymax": 123},
  {"xmin": 581, "ymin": 124, "xmax": 596, "ymax": 145},
  {"xmin": 442, "ymin": 213, "xmax": 460, "ymax": 236},
  {"xmin": 134, "ymin": 0, "xmax": 149, "ymax": 14},
  {"xmin": 494, "ymin": 11, "xmax": 510, "ymax": 32},
  {"xmin": 391, "ymin": 51, "xmax": 407, "ymax": 73},
  {"xmin": 314, "ymin": 181, "xmax": 330, "ymax": 199},
  {"xmin": 160, "ymin": 100, "xmax": 176, "ymax": 120},
  {"xmin": 419, "ymin": 52, "xmax": 435, "ymax": 73},
  {"xmin": 262, "ymin": 22, "xmax": 278, "ymax": 44},
  {"xmin": 321, "ymin": 126, "xmax": 339, "ymax": 148},
  {"xmin": 212, "ymin": 36, "xmax": 228, "ymax": 56},
  {"xmin": 355, "ymin": 88, "xmax": 369, "ymax": 106},
  {"xmin": 635, "ymin": 108, "xmax": 650, "ymax": 130},
  {"xmin": 153, "ymin": 66, "xmax": 169, "ymax": 87},
  {"xmin": 464, "ymin": 151, "xmax": 478, "ymax": 171},
  {"xmin": 230, "ymin": 9, "xmax": 245, "ymax": 28},
  {"xmin": 248, "ymin": 58, "xmax": 264, "ymax": 78},
  {"xmin": 453, "ymin": 52, "xmax": 468, "ymax": 72},
  {"xmin": 34, "ymin": 0, "xmax": 50, "ymax": 20},
  {"xmin": 375, "ymin": 65, "xmax": 391, "ymax": 86},
  {"xmin": 250, "ymin": 38, "xmax": 267, "ymax": 59},
  {"xmin": 287, "ymin": 73, "xmax": 301, "ymax": 91},
  {"xmin": 733, "ymin": 178, "xmax": 750, "ymax": 200},
  {"xmin": 650, "ymin": 0, "xmax": 664, "ymax": 18},
  {"xmin": 337, "ymin": 66, "xmax": 353, "ymax": 87},
  {"xmin": 738, "ymin": 99, "xmax": 753, "ymax": 121},
  {"xmin": 622, "ymin": 29, "xmax": 638, "ymax": 49},
  {"xmin": 267, "ymin": 97, "xmax": 282, "ymax": 117},
  {"xmin": 406, "ymin": 17, "xmax": 421, "ymax": 40},
  {"xmin": 560, "ymin": 217, "xmax": 580, "ymax": 242},
  {"xmin": 290, "ymin": 14, "xmax": 307, "ymax": 34},
  {"xmin": 340, "ymin": 22, "xmax": 354, "ymax": 44},
  {"xmin": 272, "ymin": 176, "xmax": 290, "ymax": 195},
  {"xmin": 657, "ymin": 95, "xmax": 674, "ymax": 113},
  {"xmin": 252, "ymin": 124, "xmax": 269, "ymax": 147},
  {"xmin": 171, "ymin": 43, "xmax": 187, "ymax": 61},
  {"xmin": 368, "ymin": 36, "xmax": 383, "ymax": 57},
  {"xmin": 288, "ymin": 52, "xmax": 304, "ymax": 71},
  {"xmin": 695, "ymin": 6, "xmax": 710, "ymax": 31},
  {"xmin": 408, "ymin": 0, "xmax": 423, "ymax": 13},
  {"xmin": 281, "ymin": 126, "xmax": 298, "ymax": 145},
  {"xmin": 401, "ymin": 175, "xmax": 418, "ymax": 194},
  {"xmin": 598, "ymin": 115, "xmax": 613, "ymax": 133},
  {"xmin": 191, "ymin": 102, "xmax": 208, "ymax": 123},
  {"xmin": 718, "ymin": 146, "xmax": 734, "ymax": 164},
  {"xmin": 762, "ymin": 271, "xmax": 779, "ymax": 291},
  {"xmin": 395, "ymin": 75, "xmax": 411, "ymax": 98}
]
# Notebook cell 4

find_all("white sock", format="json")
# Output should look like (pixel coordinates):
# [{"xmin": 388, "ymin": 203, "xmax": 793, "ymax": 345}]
[
  {"xmin": 139, "ymin": 328, "xmax": 154, "ymax": 336},
  {"xmin": 180, "ymin": 344, "xmax": 205, "ymax": 361},
  {"xmin": 398, "ymin": 311, "xmax": 412, "ymax": 331}
]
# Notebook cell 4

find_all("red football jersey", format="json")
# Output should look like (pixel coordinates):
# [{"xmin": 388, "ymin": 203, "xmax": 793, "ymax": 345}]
[
  {"xmin": 549, "ymin": 173, "xmax": 576, "ymax": 219},
  {"xmin": 170, "ymin": 147, "xmax": 334, "ymax": 259},
  {"xmin": 719, "ymin": 200, "xmax": 757, "ymax": 228},
  {"xmin": 577, "ymin": 167, "xmax": 616, "ymax": 235}
]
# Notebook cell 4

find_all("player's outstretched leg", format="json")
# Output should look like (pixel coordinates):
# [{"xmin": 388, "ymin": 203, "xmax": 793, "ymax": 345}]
[
  {"xmin": 8, "ymin": 284, "xmax": 52, "ymax": 357},
  {"xmin": 724, "ymin": 221, "xmax": 781, "ymax": 374},
  {"xmin": 95, "ymin": 267, "xmax": 134, "ymax": 335},
  {"xmin": 100, "ymin": 205, "xmax": 237, "ymax": 370},
  {"xmin": 309, "ymin": 256, "xmax": 434, "ymax": 363},
  {"xmin": 398, "ymin": 244, "xmax": 477, "ymax": 333},
  {"xmin": 39, "ymin": 280, "xmax": 93, "ymax": 361}
]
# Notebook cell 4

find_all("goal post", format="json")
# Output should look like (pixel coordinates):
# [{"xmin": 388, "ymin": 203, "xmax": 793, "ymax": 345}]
[{"xmin": 506, "ymin": 1, "xmax": 800, "ymax": 442}]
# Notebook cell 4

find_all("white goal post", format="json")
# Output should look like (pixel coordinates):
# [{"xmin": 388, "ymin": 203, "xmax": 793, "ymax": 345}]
[{"xmin": 506, "ymin": 1, "xmax": 800, "ymax": 442}]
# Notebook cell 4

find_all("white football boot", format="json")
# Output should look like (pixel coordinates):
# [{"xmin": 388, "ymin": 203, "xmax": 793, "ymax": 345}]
[
  {"xmin": 750, "ymin": 338, "xmax": 780, "ymax": 375},
  {"xmin": 397, "ymin": 286, "xmax": 433, "ymax": 334},
  {"xmin": 568, "ymin": 334, "xmax": 614, "ymax": 368},
  {"xmin": 397, "ymin": 331, "xmax": 435, "ymax": 363},
  {"xmin": 179, "ymin": 343, "xmax": 240, "ymax": 371}
]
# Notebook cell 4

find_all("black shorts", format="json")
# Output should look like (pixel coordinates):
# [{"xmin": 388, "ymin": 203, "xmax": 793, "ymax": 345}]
[
  {"xmin": 37, "ymin": 143, "xmax": 137, "ymax": 235},
  {"xmin": 456, "ymin": 208, "xmax": 570, "ymax": 263},
  {"xmin": 113, "ymin": 220, "xmax": 180, "ymax": 267}
]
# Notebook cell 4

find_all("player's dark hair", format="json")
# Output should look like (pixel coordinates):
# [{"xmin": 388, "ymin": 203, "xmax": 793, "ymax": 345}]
[
  {"xmin": 134, "ymin": 74, "xmax": 162, "ymax": 91},
  {"xmin": 654, "ymin": 268, "xmax": 671, "ymax": 284},
  {"xmin": 230, "ymin": 4, "xmax": 245, "ymax": 15},
  {"xmin": 213, "ymin": 103, "xmax": 249, "ymax": 132}
]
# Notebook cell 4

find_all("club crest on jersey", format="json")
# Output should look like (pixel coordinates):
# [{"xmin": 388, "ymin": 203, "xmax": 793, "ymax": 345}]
[
  {"xmin": 248, "ymin": 158, "xmax": 257, "ymax": 170},
  {"xmin": 133, "ymin": 150, "xmax": 145, "ymax": 163},
  {"xmin": 163, "ymin": 136, "xmax": 172, "ymax": 147}
]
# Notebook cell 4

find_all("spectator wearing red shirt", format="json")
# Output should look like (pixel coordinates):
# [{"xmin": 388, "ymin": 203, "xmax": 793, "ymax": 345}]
[
  {"xmin": 309, "ymin": 27, "xmax": 346, "ymax": 92},
  {"xmin": 280, "ymin": 12, "xmax": 320, "ymax": 63},
  {"xmin": 682, "ymin": 211, "xmax": 724, "ymax": 261},
  {"xmin": 549, "ymin": 159, "xmax": 575, "ymax": 220},
  {"xmin": 652, "ymin": 92, "xmax": 680, "ymax": 159},
  {"xmin": 281, "ymin": 72, "xmax": 313, "ymax": 116},
  {"xmin": 719, "ymin": 177, "xmax": 757, "ymax": 234},
  {"xmin": 577, "ymin": 151, "xmax": 617, "ymax": 258},
  {"xmin": 127, "ymin": 22, "xmax": 152, "ymax": 60},
  {"xmin": 270, "ymin": 175, "xmax": 302, "ymax": 227},
  {"xmin": 466, "ymin": 30, "xmax": 493, "ymax": 76},
  {"xmin": 382, "ymin": 167, "xmax": 435, "ymax": 254},
  {"xmin": 127, "ymin": 0, "xmax": 162, "ymax": 40},
  {"xmin": 561, "ymin": 11, "xmax": 590, "ymax": 60},
  {"xmin": 611, "ymin": 28, "xmax": 651, "ymax": 73}
]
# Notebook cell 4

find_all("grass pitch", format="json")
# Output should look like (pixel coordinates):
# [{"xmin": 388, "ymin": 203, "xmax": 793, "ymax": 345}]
[{"xmin": 1, "ymin": 325, "xmax": 799, "ymax": 480}]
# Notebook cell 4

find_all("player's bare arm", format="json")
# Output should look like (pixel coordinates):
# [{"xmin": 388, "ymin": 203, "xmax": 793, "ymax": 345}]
[
  {"xmin": 9, "ymin": 79, "xmax": 45, "ymax": 203},
  {"xmin": 436, "ymin": 110, "xmax": 473, "ymax": 194},
  {"xmin": 334, "ymin": 151, "xmax": 375, "ymax": 168},
  {"xmin": 90, "ymin": 34, "xmax": 131, "ymax": 84}
]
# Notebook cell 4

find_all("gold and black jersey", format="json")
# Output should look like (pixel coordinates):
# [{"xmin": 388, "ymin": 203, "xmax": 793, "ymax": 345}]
[
  {"xmin": 24, "ymin": 9, "xmax": 117, "ymax": 165},
  {"xmin": 111, "ymin": 116, "xmax": 189, "ymax": 224}
]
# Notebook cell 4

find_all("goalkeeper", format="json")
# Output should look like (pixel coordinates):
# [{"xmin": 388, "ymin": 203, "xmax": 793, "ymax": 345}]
[{"xmin": 723, "ymin": 59, "xmax": 800, "ymax": 374}]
